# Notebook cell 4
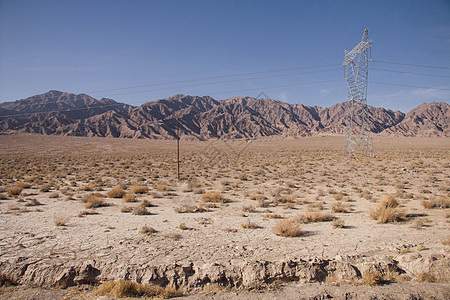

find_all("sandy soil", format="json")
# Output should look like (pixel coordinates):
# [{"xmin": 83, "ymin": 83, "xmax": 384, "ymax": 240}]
[{"xmin": 0, "ymin": 134, "xmax": 449, "ymax": 298}]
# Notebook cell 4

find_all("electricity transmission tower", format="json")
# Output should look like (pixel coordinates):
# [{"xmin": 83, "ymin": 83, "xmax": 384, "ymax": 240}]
[{"xmin": 342, "ymin": 28, "xmax": 374, "ymax": 157}]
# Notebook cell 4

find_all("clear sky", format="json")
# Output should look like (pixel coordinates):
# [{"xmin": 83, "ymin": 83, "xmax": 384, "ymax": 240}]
[{"xmin": 0, "ymin": 0, "xmax": 449, "ymax": 112}]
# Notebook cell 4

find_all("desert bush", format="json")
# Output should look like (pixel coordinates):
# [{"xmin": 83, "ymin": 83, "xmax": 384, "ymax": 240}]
[
  {"xmin": 84, "ymin": 196, "xmax": 108, "ymax": 209},
  {"xmin": 93, "ymin": 280, "xmax": 183, "ymax": 298},
  {"xmin": 178, "ymin": 223, "xmax": 188, "ymax": 230},
  {"xmin": 140, "ymin": 225, "xmax": 157, "ymax": 235},
  {"xmin": 417, "ymin": 272, "xmax": 437, "ymax": 283},
  {"xmin": 331, "ymin": 201, "xmax": 349, "ymax": 213},
  {"xmin": 107, "ymin": 187, "xmax": 126, "ymax": 198},
  {"xmin": 442, "ymin": 236, "xmax": 450, "ymax": 246},
  {"xmin": 25, "ymin": 198, "xmax": 41, "ymax": 206},
  {"xmin": 140, "ymin": 199, "xmax": 154, "ymax": 207},
  {"xmin": 202, "ymin": 191, "xmax": 227, "ymax": 203},
  {"xmin": 273, "ymin": 218, "xmax": 303, "ymax": 237},
  {"xmin": 302, "ymin": 211, "xmax": 333, "ymax": 223},
  {"xmin": 242, "ymin": 205, "xmax": 256, "ymax": 213},
  {"xmin": 241, "ymin": 220, "xmax": 261, "ymax": 229},
  {"xmin": 156, "ymin": 183, "xmax": 168, "ymax": 191},
  {"xmin": 40, "ymin": 184, "xmax": 51, "ymax": 192},
  {"xmin": 123, "ymin": 193, "xmax": 136, "ymax": 203},
  {"xmin": 54, "ymin": 215, "xmax": 70, "ymax": 226},
  {"xmin": 82, "ymin": 183, "xmax": 95, "ymax": 191},
  {"xmin": 120, "ymin": 206, "xmax": 133, "ymax": 213},
  {"xmin": 49, "ymin": 192, "xmax": 59, "ymax": 198},
  {"xmin": 421, "ymin": 196, "xmax": 450, "ymax": 209},
  {"xmin": 77, "ymin": 209, "xmax": 99, "ymax": 217},
  {"xmin": 132, "ymin": 185, "xmax": 148, "ymax": 194},
  {"xmin": 6, "ymin": 185, "xmax": 23, "ymax": 196},
  {"xmin": 332, "ymin": 219, "xmax": 345, "ymax": 229},
  {"xmin": 362, "ymin": 270, "xmax": 384, "ymax": 286},
  {"xmin": 132, "ymin": 206, "xmax": 149, "ymax": 215},
  {"xmin": 263, "ymin": 213, "xmax": 283, "ymax": 219},
  {"xmin": 370, "ymin": 195, "xmax": 406, "ymax": 223},
  {"xmin": 174, "ymin": 204, "xmax": 207, "ymax": 213}
]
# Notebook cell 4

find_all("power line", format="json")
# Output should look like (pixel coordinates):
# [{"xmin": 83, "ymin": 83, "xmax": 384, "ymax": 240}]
[
  {"xmin": 372, "ymin": 60, "xmax": 450, "ymax": 70},
  {"xmin": 370, "ymin": 81, "xmax": 450, "ymax": 91},
  {"xmin": 100, "ymin": 68, "xmax": 341, "ymax": 97},
  {"xmin": 87, "ymin": 63, "xmax": 341, "ymax": 94},
  {"xmin": 372, "ymin": 68, "xmax": 450, "ymax": 78}
]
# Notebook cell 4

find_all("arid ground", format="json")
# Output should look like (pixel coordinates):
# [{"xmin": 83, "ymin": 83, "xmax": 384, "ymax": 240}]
[{"xmin": 0, "ymin": 134, "xmax": 449, "ymax": 299}]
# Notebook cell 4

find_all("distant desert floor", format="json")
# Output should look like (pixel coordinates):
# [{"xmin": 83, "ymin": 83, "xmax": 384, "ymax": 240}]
[{"xmin": 0, "ymin": 134, "xmax": 449, "ymax": 299}]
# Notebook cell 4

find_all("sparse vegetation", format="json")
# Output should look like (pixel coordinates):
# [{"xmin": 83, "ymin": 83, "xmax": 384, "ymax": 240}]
[
  {"xmin": 107, "ymin": 187, "xmax": 126, "ymax": 198},
  {"xmin": 370, "ymin": 195, "xmax": 406, "ymax": 223},
  {"xmin": 273, "ymin": 218, "xmax": 303, "ymax": 237},
  {"xmin": 93, "ymin": 280, "xmax": 183, "ymax": 298}
]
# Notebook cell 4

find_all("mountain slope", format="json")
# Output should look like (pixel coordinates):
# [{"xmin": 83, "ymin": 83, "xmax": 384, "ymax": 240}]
[{"xmin": 0, "ymin": 91, "xmax": 448, "ymax": 138}]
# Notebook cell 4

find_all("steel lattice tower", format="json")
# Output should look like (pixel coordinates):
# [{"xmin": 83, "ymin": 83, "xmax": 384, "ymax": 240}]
[{"xmin": 343, "ymin": 28, "xmax": 374, "ymax": 157}]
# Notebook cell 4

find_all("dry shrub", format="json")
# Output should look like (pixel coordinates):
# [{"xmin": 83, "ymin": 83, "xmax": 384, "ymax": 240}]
[
  {"xmin": 49, "ymin": 192, "xmax": 59, "ymax": 198},
  {"xmin": 331, "ymin": 201, "xmax": 349, "ymax": 213},
  {"xmin": 241, "ymin": 220, "xmax": 261, "ymax": 229},
  {"xmin": 307, "ymin": 202, "xmax": 324, "ymax": 211},
  {"xmin": 302, "ymin": 211, "xmax": 333, "ymax": 223},
  {"xmin": 132, "ymin": 206, "xmax": 150, "ymax": 215},
  {"xmin": 370, "ymin": 195, "xmax": 406, "ymax": 223},
  {"xmin": 123, "ymin": 193, "xmax": 136, "ymax": 203},
  {"xmin": 421, "ymin": 196, "xmax": 450, "ymax": 209},
  {"xmin": 178, "ymin": 223, "xmax": 188, "ymax": 230},
  {"xmin": 120, "ymin": 206, "xmax": 133, "ymax": 213},
  {"xmin": 93, "ymin": 280, "xmax": 183, "ymax": 298},
  {"xmin": 82, "ymin": 183, "xmax": 95, "ymax": 191},
  {"xmin": 273, "ymin": 218, "xmax": 303, "ymax": 237},
  {"xmin": 156, "ymin": 183, "xmax": 168, "ymax": 191},
  {"xmin": 242, "ymin": 205, "xmax": 256, "ymax": 213},
  {"xmin": 77, "ymin": 209, "xmax": 99, "ymax": 217},
  {"xmin": 140, "ymin": 225, "xmax": 157, "ymax": 235},
  {"xmin": 263, "ymin": 213, "xmax": 283, "ymax": 219},
  {"xmin": 362, "ymin": 270, "xmax": 384, "ymax": 286},
  {"xmin": 417, "ymin": 272, "xmax": 437, "ymax": 283},
  {"xmin": 140, "ymin": 199, "xmax": 153, "ymax": 207},
  {"xmin": 164, "ymin": 233, "xmax": 182, "ymax": 241},
  {"xmin": 332, "ymin": 219, "xmax": 345, "ymax": 229},
  {"xmin": 54, "ymin": 215, "xmax": 70, "ymax": 226},
  {"xmin": 6, "ymin": 185, "xmax": 23, "ymax": 196},
  {"xmin": 132, "ymin": 185, "xmax": 148, "ymax": 194},
  {"xmin": 107, "ymin": 187, "xmax": 126, "ymax": 198},
  {"xmin": 84, "ymin": 196, "xmax": 108, "ymax": 209},
  {"xmin": 174, "ymin": 205, "xmax": 207, "ymax": 213},
  {"xmin": 25, "ymin": 198, "xmax": 41, "ymax": 206},
  {"xmin": 202, "ymin": 191, "xmax": 226, "ymax": 203}
]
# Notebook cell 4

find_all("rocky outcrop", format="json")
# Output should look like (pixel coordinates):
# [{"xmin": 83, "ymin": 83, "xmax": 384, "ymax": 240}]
[
  {"xmin": 1, "ymin": 253, "xmax": 448, "ymax": 291},
  {"xmin": 0, "ymin": 91, "xmax": 448, "ymax": 138}
]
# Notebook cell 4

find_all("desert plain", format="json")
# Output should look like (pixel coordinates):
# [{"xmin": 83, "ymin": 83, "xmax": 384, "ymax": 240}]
[{"xmin": 0, "ymin": 134, "xmax": 449, "ymax": 299}]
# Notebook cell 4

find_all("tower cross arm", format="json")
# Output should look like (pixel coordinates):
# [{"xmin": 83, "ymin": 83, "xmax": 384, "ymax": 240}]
[{"xmin": 342, "ymin": 40, "xmax": 373, "ymax": 66}]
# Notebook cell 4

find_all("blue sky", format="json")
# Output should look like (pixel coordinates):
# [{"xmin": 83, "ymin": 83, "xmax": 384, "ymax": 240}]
[{"xmin": 0, "ymin": 0, "xmax": 449, "ymax": 112}]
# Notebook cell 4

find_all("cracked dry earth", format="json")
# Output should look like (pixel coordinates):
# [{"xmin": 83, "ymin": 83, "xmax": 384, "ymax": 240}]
[{"xmin": 0, "ymin": 134, "xmax": 449, "ymax": 299}]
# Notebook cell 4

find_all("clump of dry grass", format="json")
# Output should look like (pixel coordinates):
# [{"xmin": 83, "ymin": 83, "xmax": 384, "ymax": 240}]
[
  {"xmin": 54, "ymin": 215, "xmax": 70, "ymax": 226},
  {"xmin": 93, "ymin": 280, "xmax": 183, "ymax": 298},
  {"xmin": 140, "ymin": 225, "xmax": 157, "ymax": 236},
  {"xmin": 273, "ymin": 218, "xmax": 303, "ymax": 237},
  {"xmin": 370, "ymin": 195, "xmax": 406, "ymax": 223},
  {"xmin": 241, "ymin": 220, "xmax": 261, "ymax": 229},
  {"xmin": 131, "ymin": 185, "xmax": 148, "ymax": 194},
  {"xmin": 421, "ymin": 195, "xmax": 450, "ymax": 209},
  {"xmin": 120, "ymin": 206, "xmax": 133, "ymax": 213},
  {"xmin": 301, "ymin": 211, "xmax": 333, "ymax": 223},
  {"xmin": 77, "ymin": 209, "xmax": 99, "ymax": 217},
  {"xmin": 201, "ymin": 191, "xmax": 227, "ymax": 203},
  {"xmin": 174, "ymin": 204, "xmax": 207, "ymax": 213},
  {"xmin": 6, "ymin": 185, "xmax": 23, "ymax": 196},
  {"xmin": 263, "ymin": 213, "xmax": 283, "ymax": 219},
  {"xmin": 178, "ymin": 223, "xmax": 188, "ymax": 230},
  {"xmin": 140, "ymin": 199, "xmax": 153, "ymax": 207},
  {"xmin": 331, "ymin": 201, "xmax": 349, "ymax": 213},
  {"xmin": 84, "ymin": 196, "xmax": 109, "ymax": 209},
  {"xmin": 332, "ymin": 219, "xmax": 345, "ymax": 229},
  {"xmin": 25, "ymin": 198, "xmax": 41, "ymax": 206},
  {"xmin": 417, "ymin": 272, "xmax": 437, "ymax": 283},
  {"xmin": 242, "ymin": 205, "xmax": 256, "ymax": 213},
  {"xmin": 362, "ymin": 270, "xmax": 384, "ymax": 286},
  {"xmin": 123, "ymin": 193, "xmax": 136, "ymax": 203},
  {"xmin": 132, "ymin": 206, "xmax": 150, "ymax": 215},
  {"xmin": 107, "ymin": 187, "xmax": 126, "ymax": 198}
]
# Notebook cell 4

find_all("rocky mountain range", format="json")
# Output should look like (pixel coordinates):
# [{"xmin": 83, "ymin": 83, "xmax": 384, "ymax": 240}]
[{"xmin": 0, "ymin": 90, "xmax": 448, "ymax": 139}]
